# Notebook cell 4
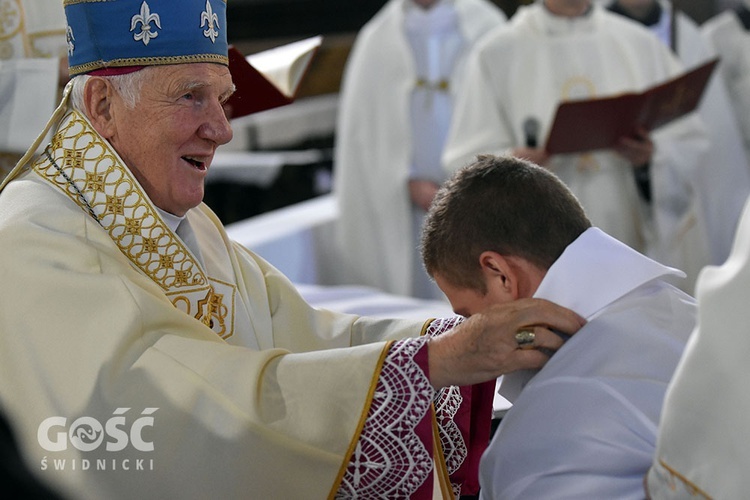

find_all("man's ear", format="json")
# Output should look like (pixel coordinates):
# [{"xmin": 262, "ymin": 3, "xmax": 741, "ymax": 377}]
[
  {"xmin": 83, "ymin": 77, "xmax": 117, "ymax": 139},
  {"xmin": 478, "ymin": 251, "xmax": 520, "ymax": 299}
]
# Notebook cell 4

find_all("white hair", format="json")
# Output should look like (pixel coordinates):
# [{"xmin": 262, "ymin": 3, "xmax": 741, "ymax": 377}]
[{"xmin": 69, "ymin": 68, "xmax": 155, "ymax": 115}]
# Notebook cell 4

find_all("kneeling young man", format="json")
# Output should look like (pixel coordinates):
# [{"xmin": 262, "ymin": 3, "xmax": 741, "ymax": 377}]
[{"xmin": 421, "ymin": 154, "xmax": 696, "ymax": 498}]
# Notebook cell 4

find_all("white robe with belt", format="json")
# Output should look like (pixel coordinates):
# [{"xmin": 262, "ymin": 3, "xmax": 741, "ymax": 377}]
[{"xmin": 334, "ymin": 0, "xmax": 506, "ymax": 297}]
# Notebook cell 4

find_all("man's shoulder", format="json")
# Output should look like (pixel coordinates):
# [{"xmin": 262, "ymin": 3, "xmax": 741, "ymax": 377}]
[
  {"xmin": 470, "ymin": 18, "xmax": 524, "ymax": 60},
  {"xmin": 486, "ymin": 369, "xmax": 660, "ymax": 498},
  {"xmin": 527, "ymin": 282, "xmax": 694, "ymax": 388},
  {"xmin": 579, "ymin": 284, "xmax": 694, "ymax": 353},
  {"xmin": 600, "ymin": 279, "xmax": 697, "ymax": 333},
  {"xmin": 0, "ymin": 170, "xmax": 110, "ymax": 274},
  {"xmin": 0, "ymin": 171, "xmax": 83, "ymax": 229},
  {"xmin": 458, "ymin": 0, "xmax": 506, "ymax": 22}
]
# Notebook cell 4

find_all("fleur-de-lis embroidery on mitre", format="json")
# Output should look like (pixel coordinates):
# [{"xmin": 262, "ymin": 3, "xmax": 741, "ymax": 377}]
[
  {"xmin": 131, "ymin": 1, "xmax": 161, "ymax": 46},
  {"xmin": 200, "ymin": 0, "xmax": 220, "ymax": 43},
  {"xmin": 66, "ymin": 25, "xmax": 75, "ymax": 56}
]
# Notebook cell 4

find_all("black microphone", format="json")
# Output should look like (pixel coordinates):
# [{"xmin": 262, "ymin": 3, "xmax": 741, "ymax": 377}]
[{"xmin": 523, "ymin": 117, "xmax": 540, "ymax": 149}]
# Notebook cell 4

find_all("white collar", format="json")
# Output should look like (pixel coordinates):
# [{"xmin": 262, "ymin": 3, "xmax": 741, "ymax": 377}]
[
  {"xmin": 156, "ymin": 207, "xmax": 185, "ymax": 233},
  {"xmin": 534, "ymin": 227, "xmax": 684, "ymax": 319},
  {"xmin": 500, "ymin": 228, "xmax": 683, "ymax": 402}
]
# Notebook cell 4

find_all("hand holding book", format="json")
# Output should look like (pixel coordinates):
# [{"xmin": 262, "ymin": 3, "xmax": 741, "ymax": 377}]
[{"xmin": 544, "ymin": 58, "xmax": 719, "ymax": 155}]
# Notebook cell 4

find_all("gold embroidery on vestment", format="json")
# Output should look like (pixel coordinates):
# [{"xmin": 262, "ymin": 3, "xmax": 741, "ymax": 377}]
[
  {"xmin": 32, "ymin": 110, "xmax": 235, "ymax": 339},
  {"xmin": 85, "ymin": 171, "xmax": 105, "ymax": 193},
  {"xmin": 656, "ymin": 459, "xmax": 713, "ymax": 499}
]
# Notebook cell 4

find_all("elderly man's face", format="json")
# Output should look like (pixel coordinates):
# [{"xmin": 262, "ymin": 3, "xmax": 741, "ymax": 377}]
[{"xmin": 107, "ymin": 63, "xmax": 234, "ymax": 216}]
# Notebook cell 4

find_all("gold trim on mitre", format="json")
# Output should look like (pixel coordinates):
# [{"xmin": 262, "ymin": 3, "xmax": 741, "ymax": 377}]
[{"xmin": 68, "ymin": 53, "xmax": 229, "ymax": 76}]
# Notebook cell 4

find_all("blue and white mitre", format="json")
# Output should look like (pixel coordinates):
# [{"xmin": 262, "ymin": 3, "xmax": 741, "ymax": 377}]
[{"xmin": 64, "ymin": 0, "xmax": 228, "ymax": 76}]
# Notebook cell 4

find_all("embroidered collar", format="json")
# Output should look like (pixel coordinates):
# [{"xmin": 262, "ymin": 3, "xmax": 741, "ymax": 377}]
[{"xmin": 30, "ymin": 108, "xmax": 234, "ymax": 339}]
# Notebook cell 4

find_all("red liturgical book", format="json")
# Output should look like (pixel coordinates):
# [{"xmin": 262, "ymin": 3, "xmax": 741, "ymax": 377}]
[
  {"xmin": 544, "ymin": 58, "xmax": 719, "ymax": 154},
  {"xmin": 226, "ymin": 35, "xmax": 322, "ymax": 119}
]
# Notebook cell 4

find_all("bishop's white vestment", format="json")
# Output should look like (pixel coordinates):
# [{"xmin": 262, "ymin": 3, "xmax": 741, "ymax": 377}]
[{"xmin": 0, "ymin": 94, "xmax": 493, "ymax": 499}]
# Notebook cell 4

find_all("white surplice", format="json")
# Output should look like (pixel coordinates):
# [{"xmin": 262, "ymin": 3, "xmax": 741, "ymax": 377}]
[{"xmin": 481, "ymin": 228, "xmax": 696, "ymax": 499}]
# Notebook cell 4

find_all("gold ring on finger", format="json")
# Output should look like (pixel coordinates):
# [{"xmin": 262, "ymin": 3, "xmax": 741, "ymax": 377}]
[{"xmin": 514, "ymin": 329, "xmax": 536, "ymax": 350}]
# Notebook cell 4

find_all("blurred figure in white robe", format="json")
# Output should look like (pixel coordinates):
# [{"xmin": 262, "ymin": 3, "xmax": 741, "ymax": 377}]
[
  {"xmin": 0, "ymin": 0, "xmax": 68, "ymax": 180},
  {"xmin": 608, "ymin": 0, "xmax": 750, "ymax": 277},
  {"xmin": 334, "ymin": 0, "xmax": 506, "ymax": 299}
]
